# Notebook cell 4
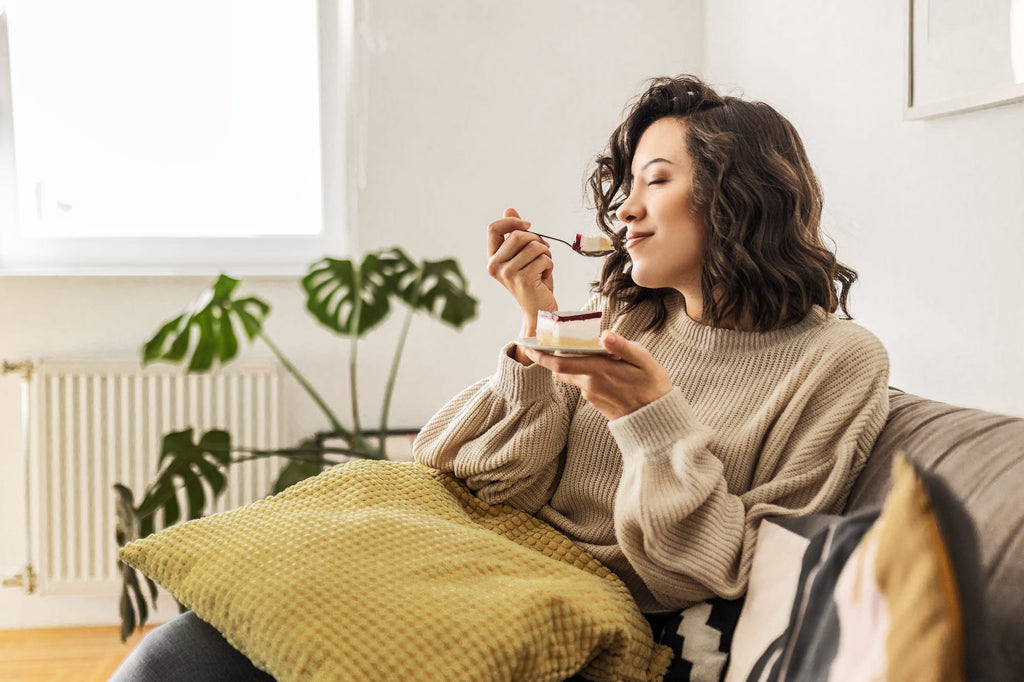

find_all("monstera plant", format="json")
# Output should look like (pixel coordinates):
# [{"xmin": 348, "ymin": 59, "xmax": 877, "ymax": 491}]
[{"xmin": 114, "ymin": 247, "xmax": 477, "ymax": 640}]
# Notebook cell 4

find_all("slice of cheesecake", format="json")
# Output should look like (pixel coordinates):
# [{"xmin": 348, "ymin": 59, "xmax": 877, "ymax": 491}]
[{"xmin": 536, "ymin": 310, "xmax": 602, "ymax": 348}]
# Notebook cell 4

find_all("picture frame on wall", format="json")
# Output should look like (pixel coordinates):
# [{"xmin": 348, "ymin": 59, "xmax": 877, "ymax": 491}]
[{"xmin": 906, "ymin": 0, "xmax": 1024, "ymax": 119}]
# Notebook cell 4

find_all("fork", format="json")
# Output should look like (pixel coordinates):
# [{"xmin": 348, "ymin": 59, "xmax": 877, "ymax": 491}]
[{"xmin": 532, "ymin": 232, "xmax": 614, "ymax": 257}]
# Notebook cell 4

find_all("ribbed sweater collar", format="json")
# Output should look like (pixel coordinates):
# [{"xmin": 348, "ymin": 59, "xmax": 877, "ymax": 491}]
[{"xmin": 666, "ymin": 299, "xmax": 830, "ymax": 355}]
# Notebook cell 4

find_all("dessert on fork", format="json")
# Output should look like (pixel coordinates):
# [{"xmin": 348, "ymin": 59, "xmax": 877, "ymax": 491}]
[{"xmin": 572, "ymin": 233, "xmax": 612, "ymax": 255}]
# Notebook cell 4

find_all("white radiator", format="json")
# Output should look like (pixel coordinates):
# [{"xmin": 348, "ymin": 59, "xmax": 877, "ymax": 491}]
[{"xmin": 26, "ymin": 358, "xmax": 284, "ymax": 595}]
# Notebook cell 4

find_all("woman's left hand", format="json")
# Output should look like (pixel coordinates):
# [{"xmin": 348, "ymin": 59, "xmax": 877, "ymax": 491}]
[{"xmin": 522, "ymin": 331, "xmax": 674, "ymax": 420}]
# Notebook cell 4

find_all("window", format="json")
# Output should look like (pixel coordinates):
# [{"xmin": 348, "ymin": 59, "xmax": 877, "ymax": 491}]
[{"xmin": 0, "ymin": 1, "xmax": 352, "ymax": 274}]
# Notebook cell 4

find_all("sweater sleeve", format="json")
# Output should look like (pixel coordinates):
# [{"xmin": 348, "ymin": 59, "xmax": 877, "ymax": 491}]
[
  {"xmin": 413, "ymin": 344, "xmax": 581, "ymax": 513},
  {"xmin": 607, "ymin": 333, "xmax": 890, "ymax": 606}
]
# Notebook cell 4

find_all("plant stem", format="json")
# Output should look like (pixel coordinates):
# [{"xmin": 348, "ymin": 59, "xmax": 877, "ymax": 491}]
[
  {"xmin": 256, "ymin": 331, "xmax": 350, "ymax": 439},
  {"xmin": 378, "ymin": 268, "xmax": 425, "ymax": 459},
  {"xmin": 348, "ymin": 267, "xmax": 363, "ymax": 443},
  {"xmin": 232, "ymin": 444, "xmax": 376, "ymax": 460}
]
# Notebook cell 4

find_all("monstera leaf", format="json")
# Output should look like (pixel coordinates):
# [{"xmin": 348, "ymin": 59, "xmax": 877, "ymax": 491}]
[
  {"xmin": 302, "ymin": 250, "xmax": 406, "ymax": 336},
  {"xmin": 271, "ymin": 438, "xmax": 329, "ymax": 494},
  {"xmin": 135, "ymin": 428, "xmax": 232, "ymax": 538},
  {"xmin": 302, "ymin": 247, "xmax": 477, "ymax": 336},
  {"xmin": 396, "ymin": 256, "xmax": 478, "ymax": 329},
  {"xmin": 114, "ymin": 483, "xmax": 159, "ymax": 642},
  {"xmin": 143, "ymin": 275, "xmax": 270, "ymax": 372}
]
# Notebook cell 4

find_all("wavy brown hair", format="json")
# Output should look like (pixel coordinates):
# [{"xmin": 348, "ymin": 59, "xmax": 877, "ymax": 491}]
[{"xmin": 589, "ymin": 75, "xmax": 857, "ymax": 332}]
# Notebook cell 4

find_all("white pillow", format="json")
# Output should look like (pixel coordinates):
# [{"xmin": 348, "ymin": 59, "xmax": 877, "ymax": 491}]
[{"xmin": 726, "ymin": 515, "xmax": 840, "ymax": 682}]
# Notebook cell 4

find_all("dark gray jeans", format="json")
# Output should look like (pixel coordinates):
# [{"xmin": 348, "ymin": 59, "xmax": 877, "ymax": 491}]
[
  {"xmin": 110, "ymin": 611, "xmax": 275, "ymax": 681},
  {"xmin": 111, "ymin": 605, "xmax": 735, "ymax": 681}
]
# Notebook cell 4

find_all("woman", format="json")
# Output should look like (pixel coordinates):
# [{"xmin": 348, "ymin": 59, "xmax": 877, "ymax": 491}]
[
  {"xmin": 113, "ymin": 75, "xmax": 889, "ymax": 681},
  {"xmin": 413, "ymin": 74, "xmax": 889, "ymax": 655}
]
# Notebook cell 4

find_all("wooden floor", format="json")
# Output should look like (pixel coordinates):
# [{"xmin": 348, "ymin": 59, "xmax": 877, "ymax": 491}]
[{"xmin": 0, "ymin": 625, "xmax": 155, "ymax": 682}]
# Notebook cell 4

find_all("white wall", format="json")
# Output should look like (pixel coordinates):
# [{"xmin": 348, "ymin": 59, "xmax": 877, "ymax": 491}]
[
  {"xmin": 0, "ymin": 0, "xmax": 703, "ymax": 628},
  {"xmin": 704, "ymin": 0, "xmax": 1024, "ymax": 417},
  {"xmin": 353, "ymin": 0, "xmax": 705, "ymax": 408}
]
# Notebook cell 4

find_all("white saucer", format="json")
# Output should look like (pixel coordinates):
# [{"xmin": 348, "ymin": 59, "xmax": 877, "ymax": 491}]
[{"xmin": 514, "ymin": 337, "xmax": 610, "ymax": 356}]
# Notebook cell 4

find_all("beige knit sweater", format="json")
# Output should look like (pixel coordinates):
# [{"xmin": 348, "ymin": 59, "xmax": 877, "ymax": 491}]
[{"xmin": 413, "ymin": 294, "xmax": 890, "ymax": 613}]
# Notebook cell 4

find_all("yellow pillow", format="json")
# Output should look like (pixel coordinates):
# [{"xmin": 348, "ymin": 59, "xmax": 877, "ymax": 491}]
[
  {"xmin": 853, "ymin": 454, "xmax": 976, "ymax": 680},
  {"xmin": 120, "ymin": 460, "xmax": 671, "ymax": 682}
]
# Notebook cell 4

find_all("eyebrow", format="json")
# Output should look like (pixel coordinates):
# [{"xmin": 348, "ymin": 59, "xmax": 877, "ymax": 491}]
[{"xmin": 635, "ymin": 158, "xmax": 675, "ymax": 173}]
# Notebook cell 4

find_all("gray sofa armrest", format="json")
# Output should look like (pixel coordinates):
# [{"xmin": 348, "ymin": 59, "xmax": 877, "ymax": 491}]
[{"xmin": 847, "ymin": 388, "xmax": 1024, "ymax": 681}]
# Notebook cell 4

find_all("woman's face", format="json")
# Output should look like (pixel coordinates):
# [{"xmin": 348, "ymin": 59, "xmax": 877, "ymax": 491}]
[{"xmin": 616, "ymin": 116, "xmax": 705, "ymax": 296}]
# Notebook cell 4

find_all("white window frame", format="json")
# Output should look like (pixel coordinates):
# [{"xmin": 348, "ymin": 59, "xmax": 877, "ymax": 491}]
[{"xmin": 0, "ymin": 0, "xmax": 356, "ymax": 276}]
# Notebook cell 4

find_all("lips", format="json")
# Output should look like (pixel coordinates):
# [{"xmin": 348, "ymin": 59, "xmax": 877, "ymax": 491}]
[{"xmin": 625, "ymin": 232, "xmax": 653, "ymax": 249}]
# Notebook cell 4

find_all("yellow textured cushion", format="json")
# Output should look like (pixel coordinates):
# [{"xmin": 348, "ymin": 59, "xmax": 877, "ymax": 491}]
[
  {"xmin": 120, "ymin": 460, "xmax": 671, "ymax": 681},
  {"xmin": 864, "ymin": 454, "xmax": 969, "ymax": 680}
]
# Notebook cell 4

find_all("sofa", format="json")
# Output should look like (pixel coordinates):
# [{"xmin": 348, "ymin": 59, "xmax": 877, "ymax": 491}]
[
  {"xmin": 838, "ymin": 388, "xmax": 1023, "ymax": 681},
  {"xmin": 121, "ymin": 386, "xmax": 1021, "ymax": 681},
  {"xmin": 605, "ymin": 386, "xmax": 1022, "ymax": 682}
]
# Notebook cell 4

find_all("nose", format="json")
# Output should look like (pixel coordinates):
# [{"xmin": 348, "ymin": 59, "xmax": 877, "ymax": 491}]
[{"xmin": 616, "ymin": 191, "xmax": 642, "ymax": 224}]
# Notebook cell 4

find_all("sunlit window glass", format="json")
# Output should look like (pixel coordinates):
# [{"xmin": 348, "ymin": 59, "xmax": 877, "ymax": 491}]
[{"xmin": 6, "ymin": 0, "xmax": 322, "ymax": 239}]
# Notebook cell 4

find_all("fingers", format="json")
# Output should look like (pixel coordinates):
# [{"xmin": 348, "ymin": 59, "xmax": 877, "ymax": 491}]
[
  {"xmin": 485, "ymin": 207, "xmax": 558, "ymax": 320},
  {"xmin": 487, "ymin": 230, "xmax": 553, "ymax": 283},
  {"xmin": 487, "ymin": 243, "xmax": 550, "ymax": 283},
  {"xmin": 522, "ymin": 351, "xmax": 618, "ymax": 409},
  {"xmin": 521, "ymin": 343, "xmax": 674, "ymax": 420},
  {"xmin": 487, "ymin": 207, "xmax": 532, "ymax": 256},
  {"xmin": 492, "ymin": 232, "xmax": 550, "ymax": 267},
  {"xmin": 598, "ymin": 331, "xmax": 645, "ymax": 364}
]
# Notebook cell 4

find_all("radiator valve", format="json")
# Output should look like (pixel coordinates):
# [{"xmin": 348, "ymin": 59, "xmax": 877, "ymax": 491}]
[
  {"xmin": 2, "ymin": 564, "xmax": 38, "ymax": 594},
  {"xmin": 1, "ymin": 360, "xmax": 34, "ymax": 381}
]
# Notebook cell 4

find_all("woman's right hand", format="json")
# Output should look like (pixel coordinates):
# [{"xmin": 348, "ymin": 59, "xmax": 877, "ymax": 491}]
[{"xmin": 487, "ymin": 208, "xmax": 558, "ymax": 361}]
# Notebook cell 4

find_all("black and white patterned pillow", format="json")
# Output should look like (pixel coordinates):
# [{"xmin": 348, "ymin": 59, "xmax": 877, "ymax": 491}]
[{"xmin": 650, "ymin": 596, "xmax": 746, "ymax": 682}]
